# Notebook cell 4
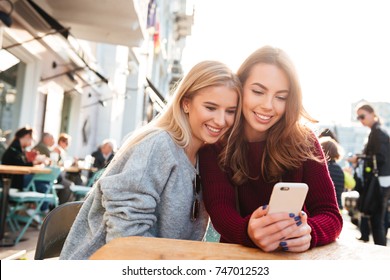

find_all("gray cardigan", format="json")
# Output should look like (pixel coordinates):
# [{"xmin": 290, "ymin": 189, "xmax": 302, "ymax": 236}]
[{"xmin": 60, "ymin": 131, "xmax": 208, "ymax": 260}]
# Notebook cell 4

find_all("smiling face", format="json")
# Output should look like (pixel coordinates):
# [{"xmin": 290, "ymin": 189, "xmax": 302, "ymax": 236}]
[
  {"xmin": 183, "ymin": 85, "xmax": 238, "ymax": 149},
  {"xmin": 242, "ymin": 63, "xmax": 290, "ymax": 142}
]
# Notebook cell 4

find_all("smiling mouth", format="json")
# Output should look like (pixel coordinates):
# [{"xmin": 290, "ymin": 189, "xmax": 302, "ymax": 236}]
[
  {"xmin": 205, "ymin": 124, "xmax": 223, "ymax": 133},
  {"xmin": 254, "ymin": 112, "xmax": 272, "ymax": 120}
]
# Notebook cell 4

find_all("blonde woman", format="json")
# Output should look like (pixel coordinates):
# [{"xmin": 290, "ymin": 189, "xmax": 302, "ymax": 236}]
[
  {"xmin": 200, "ymin": 46, "xmax": 343, "ymax": 253},
  {"xmin": 60, "ymin": 60, "xmax": 242, "ymax": 259}
]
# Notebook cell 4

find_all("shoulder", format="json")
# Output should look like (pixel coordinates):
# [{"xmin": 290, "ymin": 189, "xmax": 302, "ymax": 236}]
[
  {"xmin": 377, "ymin": 124, "xmax": 389, "ymax": 138},
  {"xmin": 310, "ymin": 136, "xmax": 325, "ymax": 155},
  {"xmin": 328, "ymin": 161, "xmax": 343, "ymax": 172},
  {"xmin": 118, "ymin": 130, "xmax": 180, "ymax": 167},
  {"xmin": 138, "ymin": 130, "xmax": 177, "ymax": 153}
]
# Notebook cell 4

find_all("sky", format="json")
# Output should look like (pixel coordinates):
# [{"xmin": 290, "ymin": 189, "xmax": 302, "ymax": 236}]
[{"xmin": 181, "ymin": 0, "xmax": 390, "ymax": 125}]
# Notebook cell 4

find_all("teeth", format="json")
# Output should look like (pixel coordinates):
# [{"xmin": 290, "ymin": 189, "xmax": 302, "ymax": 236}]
[
  {"xmin": 255, "ymin": 113, "xmax": 271, "ymax": 120},
  {"xmin": 206, "ymin": 125, "xmax": 222, "ymax": 133}
]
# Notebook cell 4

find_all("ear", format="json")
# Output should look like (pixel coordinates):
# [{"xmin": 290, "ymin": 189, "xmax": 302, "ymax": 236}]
[{"xmin": 182, "ymin": 98, "xmax": 190, "ymax": 113}]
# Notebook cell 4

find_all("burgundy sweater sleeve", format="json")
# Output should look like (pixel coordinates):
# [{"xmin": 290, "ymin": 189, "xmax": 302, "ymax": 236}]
[
  {"xmin": 199, "ymin": 145, "xmax": 256, "ymax": 247},
  {"xmin": 199, "ymin": 139, "xmax": 343, "ymax": 249},
  {"xmin": 303, "ymin": 139, "xmax": 343, "ymax": 247}
]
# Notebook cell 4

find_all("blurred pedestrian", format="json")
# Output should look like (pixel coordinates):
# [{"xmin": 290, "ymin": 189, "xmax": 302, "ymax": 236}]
[{"xmin": 349, "ymin": 103, "xmax": 390, "ymax": 246}]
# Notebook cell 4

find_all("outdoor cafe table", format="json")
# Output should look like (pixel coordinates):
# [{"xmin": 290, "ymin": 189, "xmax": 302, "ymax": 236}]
[
  {"xmin": 64, "ymin": 166, "xmax": 98, "ymax": 173},
  {"xmin": 89, "ymin": 236, "xmax": 390, "ymax": 260},
  {"xmin": 0, "ymin": 165, "xmax": 51, "ymax": 247}
]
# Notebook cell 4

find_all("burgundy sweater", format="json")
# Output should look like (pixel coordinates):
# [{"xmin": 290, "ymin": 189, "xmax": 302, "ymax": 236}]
[{"xmin": 199, "ymin": 139, "xmax": 343, "ymax": 248}]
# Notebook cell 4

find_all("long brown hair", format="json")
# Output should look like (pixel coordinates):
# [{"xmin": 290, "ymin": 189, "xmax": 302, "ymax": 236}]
[{"xmin": 220, "ymin": 46, "xmax": 322, "ymax": 185}]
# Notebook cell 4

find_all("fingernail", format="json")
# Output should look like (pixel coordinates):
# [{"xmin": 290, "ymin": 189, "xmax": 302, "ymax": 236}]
[
  {"xmin": 289, "ymin": 213, "xmax": 295, "ymax": 218},
  {"xmin": 296, "ymin": 221, "xmax": 302, "ymax": 226},
  {"xmin": 294, "ymin": 216, "xmax": 301, "ymax": 221},
  {"xmin": 280, "ymin": 241, "xmax": 287, "ymax": 246},
  {"xmin": 301, "ymin": 211, "xmax": 306, "ymax": 216},
  {"xmin": 262, "ymin": 204, "xmax": 268, "ymax": 210}
]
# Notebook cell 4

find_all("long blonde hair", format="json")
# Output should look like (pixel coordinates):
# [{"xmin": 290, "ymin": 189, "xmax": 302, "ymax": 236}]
[
  {"xmin": 105, "ymin": 60, "xmax": 242, "ymax": 175},
  {"xmin": 221, "ymin": 46, "xmax": 321, "ymax": 185}
]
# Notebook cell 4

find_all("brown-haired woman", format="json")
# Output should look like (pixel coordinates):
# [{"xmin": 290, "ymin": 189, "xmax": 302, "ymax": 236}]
[{"xmin": 199, "ymin": 46, "xmax": 342, "ymax": 252}]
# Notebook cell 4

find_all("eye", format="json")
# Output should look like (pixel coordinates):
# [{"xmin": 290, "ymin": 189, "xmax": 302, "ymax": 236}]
[
  {"xmin": 205, "ymin": 106, "xmax": 216, "ymax": 111},
  {"xmin": 252, "ymin": 90, "xmax": 264, "ymax": 95},
  {"xmin": 226, "ymin": 109, "xmax": 236, "ymax": 115},
  {"xmin": 276, "ymin": 95, "xmax": 288, "ymax": 101}
]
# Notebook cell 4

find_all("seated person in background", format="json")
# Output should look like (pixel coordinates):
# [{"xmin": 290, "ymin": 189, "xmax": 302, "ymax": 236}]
[
  {"xmin": 53, "ymin": 132, "xmax": 81, "ymax": 184},
  {"xmin": 88, "ymin": 139, "xmax": 116, "ymax": 180},
  {"xmin": 53, "ymin": 133, "xmax": 71, "ymax": 165},
  {"xmin": 1, "ymin": 126, "xmax": 43, "ymax": 190},
  {"xmin": 91, "ymin": 139, "xmax": 116, "ymax": 170},
  {"xmin": 53, "ymin": 133, "xmax": 76, "ymax": 203},
  {"xmin": 33, "ymin": 132, "xmax": 55, "ymax": 157},
  {"xmin": 1, "ymin": 126, "xmax": 52, "ymax": 211},
  {"xmin": 319, "ymin": 137, "xmax": 346, "ymax": 210}
]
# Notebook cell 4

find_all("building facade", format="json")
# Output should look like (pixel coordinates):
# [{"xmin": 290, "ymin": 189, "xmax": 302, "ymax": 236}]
[{"xmin": 0, "ymin": 0, "xmax": 192, "ymax": 159}]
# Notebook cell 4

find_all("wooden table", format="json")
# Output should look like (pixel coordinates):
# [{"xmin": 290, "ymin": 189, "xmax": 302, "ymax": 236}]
[
  {"xmin": 65, "ymin": 166, "xmax": 98, "ymax": 173},
  {"xmin": 90, "ymin": 236, "xmax": 390, "ymax": 260},
  {"xmin": 0, "ymin": 165, "xmax": 51, "ymax": 246}
]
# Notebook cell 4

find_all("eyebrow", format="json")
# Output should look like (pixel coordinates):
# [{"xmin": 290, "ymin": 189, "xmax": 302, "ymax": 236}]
[
  {"xmin": 251, "ymin": 82, "xmax": 289, "ymax": 94},
  {"xmin": 203, "ymin": 101, "xmax": 237, "ymax": 109}
]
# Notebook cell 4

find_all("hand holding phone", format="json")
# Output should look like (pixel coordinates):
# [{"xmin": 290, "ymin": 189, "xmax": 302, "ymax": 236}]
[{"xmin": 268, "ymin": 182, "xmax": 308, "ymax": 216}]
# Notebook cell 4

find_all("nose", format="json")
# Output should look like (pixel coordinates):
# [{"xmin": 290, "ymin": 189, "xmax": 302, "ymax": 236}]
[
  {"xmin": 213, "ymin": 110, "xmax": 226, "ymax": 127},
  {"xmin": 261, "ymin": 95, "xmax": 273, "ymax": 110}
]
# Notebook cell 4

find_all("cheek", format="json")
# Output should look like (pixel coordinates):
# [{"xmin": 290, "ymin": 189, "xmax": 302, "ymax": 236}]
[
  {"xmin": 225, "ymin": 114, "xmax": 236, "ymax": 127},
  {"xmin": 241, "ymin": 97, "xmax": 252, "ymax": 115},
  {"xmin": 275, "ymin": 102, "xmax": 287, "ymax": 116}
]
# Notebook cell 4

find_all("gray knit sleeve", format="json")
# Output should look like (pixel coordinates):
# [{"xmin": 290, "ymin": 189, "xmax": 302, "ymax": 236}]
[{"xmin": 98, "ymin": 132, "xmax": 178, "ymax": 242}]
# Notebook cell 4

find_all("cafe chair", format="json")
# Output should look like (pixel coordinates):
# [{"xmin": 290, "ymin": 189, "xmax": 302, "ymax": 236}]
[
  {"xmin": 7, "ymin": 167, "xmax": 61, "ymax": 244},
  {"xmin": 34, "ymin": 201, "xmax": 83, "ymax": 260},
  {"xmin": 203, "ymin": 222, "xmax": 220, "ymax": 242},
  {"xmin": 70, "ymin": 169, "xmax": 104, "ymax": 200}
]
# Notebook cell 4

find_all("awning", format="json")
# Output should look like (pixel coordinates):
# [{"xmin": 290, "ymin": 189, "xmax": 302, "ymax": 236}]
[
  {"xmin": 33, "ymin": 0, "xmax": 146, "ymax": 47},
  {"xmin": 146, "ymin": 77, "xmax": 167, "ymax": 112},
  {"xmin": 10, "ymin": 0, "xmax": 110, "ymax": 87}
]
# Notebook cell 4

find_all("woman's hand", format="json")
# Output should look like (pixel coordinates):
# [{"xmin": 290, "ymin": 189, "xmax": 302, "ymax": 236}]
[
  {"xmin": 248, "ymin": 205, "xmax": 307, "ymax": 252},
  {"xmin": 279, "ymin": 211, "xmax": 312, "ymax": 252}
]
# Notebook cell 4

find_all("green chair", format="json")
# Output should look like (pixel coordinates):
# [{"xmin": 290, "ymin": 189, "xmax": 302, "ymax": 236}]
[
  {"xmin": 70, "ymin": 168, "xmax": 104, "ymax": 200},
  {"xmin": 203, "ymin": 221, "xmax": 220, "ymax": 243},
  {"xmin": 7, "ymin": 167, "xmax": 61, "ymax": 244}
]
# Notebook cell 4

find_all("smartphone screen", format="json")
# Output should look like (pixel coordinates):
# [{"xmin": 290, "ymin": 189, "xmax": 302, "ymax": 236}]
[{"xmin": 268, "ymin": 182, "xmax": 308, "ymax": 215}]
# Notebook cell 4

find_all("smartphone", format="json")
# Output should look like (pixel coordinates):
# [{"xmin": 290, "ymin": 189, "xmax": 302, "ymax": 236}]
[{"xmin": 268, "ymin": 182, "xmax": 308, "ymax": 216}]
